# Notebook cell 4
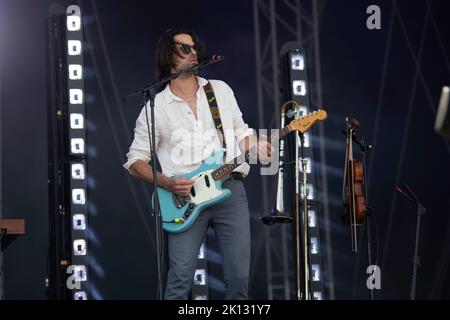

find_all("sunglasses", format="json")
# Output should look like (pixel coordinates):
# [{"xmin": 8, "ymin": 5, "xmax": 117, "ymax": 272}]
[{"xmin": 174, "ymin": 41, "xmax": 198, "ymax": 55}]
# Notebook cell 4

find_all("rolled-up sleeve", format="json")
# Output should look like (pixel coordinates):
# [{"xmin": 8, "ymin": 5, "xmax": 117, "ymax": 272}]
[
  {"xmin": 123, "ymin": 104, "xmax": 161, "ymax": 173},
  {"xmin": 226, "ymin": 84, "xmax": 254, "ymax": 144}
]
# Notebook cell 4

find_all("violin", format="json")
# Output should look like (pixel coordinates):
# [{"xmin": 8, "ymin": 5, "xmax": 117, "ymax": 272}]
[{"xmin": 343, "ymin": 118, "xmax": 367, "ymax": 253}]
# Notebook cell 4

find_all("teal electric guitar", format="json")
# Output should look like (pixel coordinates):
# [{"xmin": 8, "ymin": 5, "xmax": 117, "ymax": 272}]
[{"xmin": 153, "ymin": 109, "xmax": 327, "ymax": 233}]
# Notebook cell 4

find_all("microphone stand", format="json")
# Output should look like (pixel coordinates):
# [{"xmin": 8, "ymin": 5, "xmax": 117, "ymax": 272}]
[
  {"xmin": 396, "ymin": 184, "xmax": 427, "ymax": 300},
  {"xmin": 123, "ymin": 56, "xmax": 223, "ymax": 300}
]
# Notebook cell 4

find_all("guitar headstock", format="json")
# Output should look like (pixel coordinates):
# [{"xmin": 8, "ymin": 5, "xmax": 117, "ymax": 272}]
[{"xmin": 288, "ymin": 109, "xmax": 327, "ymax": 133}]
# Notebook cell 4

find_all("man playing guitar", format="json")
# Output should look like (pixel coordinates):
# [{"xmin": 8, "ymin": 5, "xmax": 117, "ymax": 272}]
[{"xmin": 123, "ymin": 28, "xmax": 272, "ymax": 300}]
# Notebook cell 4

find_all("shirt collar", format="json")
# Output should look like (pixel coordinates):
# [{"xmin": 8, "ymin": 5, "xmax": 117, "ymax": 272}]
[{"xmin": 162, "ymin": 76, "xmax": 208, "ymax": 104}]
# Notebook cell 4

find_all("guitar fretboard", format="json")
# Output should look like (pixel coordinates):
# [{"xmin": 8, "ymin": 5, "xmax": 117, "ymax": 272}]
[{"xmin": 211, "ymin": 125, "xmax": 292, "ymax": 181}]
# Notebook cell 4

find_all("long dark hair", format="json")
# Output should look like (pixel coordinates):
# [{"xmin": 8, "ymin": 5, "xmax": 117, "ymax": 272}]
[{"xmin": 155, "ymin": 28, "xmax": 206, "ymax": 81}]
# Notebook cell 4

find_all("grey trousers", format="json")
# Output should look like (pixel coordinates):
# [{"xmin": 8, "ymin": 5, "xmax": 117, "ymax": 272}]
[{"xmin": 164, "ymin": 179, "xmax": 251, "ymax": 300}]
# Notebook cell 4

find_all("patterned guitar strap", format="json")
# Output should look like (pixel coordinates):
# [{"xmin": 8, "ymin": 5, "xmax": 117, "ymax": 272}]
[{"xmin": 203, "ymin": 81, "xmax": 227, "ymax": 158}]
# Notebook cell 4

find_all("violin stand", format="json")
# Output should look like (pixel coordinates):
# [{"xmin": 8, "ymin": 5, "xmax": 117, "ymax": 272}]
[{"xmin": 357, "ymin": 137, "xmax": 375, "ymax": 300}]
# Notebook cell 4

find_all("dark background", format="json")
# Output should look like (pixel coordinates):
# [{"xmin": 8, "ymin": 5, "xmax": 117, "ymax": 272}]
[{"xmin": 1, "ymin": 0, "xmax": 449, "ymax": 299}]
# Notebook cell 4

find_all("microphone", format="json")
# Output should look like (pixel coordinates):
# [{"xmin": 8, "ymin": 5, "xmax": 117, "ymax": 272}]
[
  {"xmin": 184, "ymin": 55, "xmax": 224, "ymax": 73},
  {"xmin": 211, "ymin": 54, "xmax": 225, "ymax": 62},
  {"xmin": 200, "ymin": 54, "xmax": 225, "ymax": 64}
]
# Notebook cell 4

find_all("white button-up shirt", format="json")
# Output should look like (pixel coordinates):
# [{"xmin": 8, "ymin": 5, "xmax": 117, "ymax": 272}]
[{"xmin": 123, "ymin": 77, "xmax": 253, "ymax": 178}]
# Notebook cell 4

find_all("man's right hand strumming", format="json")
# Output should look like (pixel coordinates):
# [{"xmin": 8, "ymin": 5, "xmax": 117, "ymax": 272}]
[
  {"xmin": 168, "ymin": 177, "xmax": 194, "ymax": 197},
  {"xmin": 129, "ymin": 160, "xmax": 193, "ymax": 196}
]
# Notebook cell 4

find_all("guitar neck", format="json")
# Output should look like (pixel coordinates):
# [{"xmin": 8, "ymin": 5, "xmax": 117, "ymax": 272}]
[{"xmin": 211, "ymin": 125, "xmax": 293, "ymax": 181}]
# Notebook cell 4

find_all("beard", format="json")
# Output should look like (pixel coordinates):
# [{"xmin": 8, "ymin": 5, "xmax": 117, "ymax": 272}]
[{"xmin": 175, "ymin": 56, "xmax": 198, "ymax": 71}]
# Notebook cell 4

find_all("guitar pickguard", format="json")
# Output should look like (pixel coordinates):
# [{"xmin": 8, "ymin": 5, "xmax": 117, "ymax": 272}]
[{"xmin": 188, "ymin": 170, "xmax": 223, "ymax": 204}]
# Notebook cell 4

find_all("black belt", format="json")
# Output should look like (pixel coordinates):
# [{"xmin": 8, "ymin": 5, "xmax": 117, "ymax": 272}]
[{"xmin": 229, "ymin": 172, "xmax": 244, "ymax": 181}]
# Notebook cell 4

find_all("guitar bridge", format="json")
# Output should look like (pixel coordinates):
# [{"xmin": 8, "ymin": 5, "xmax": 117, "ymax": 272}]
[{"xmin": 173, "ymin": 194, "xmax": 191, "ymax": 209}]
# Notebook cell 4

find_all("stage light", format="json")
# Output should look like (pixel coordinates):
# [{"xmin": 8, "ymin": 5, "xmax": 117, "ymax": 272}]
[
  {"xmin": 308, "ymin": 210, "xmax": 317, "ymax": 228},
  {"xmin": 72, "ymin": 265, "xmax": 87, "ymax": 281},
  {"xmin": 303, "ymin": 132, "xmax": 310, "ymax": 147},
  {"xmin": 72, "ymin": 189, "xmax": 86, "ymax": 205},
  {"xmin": 313, "ymin": 291, "xmax": 323, "ymax": 300},
  {"xmin": 312, "ymin": 264, "xmax": 321, "ymax": 281},
  {"xmin": 292, "ymin": 80, "xmax": 307, "ymax": 96},
  {"xmin": 73, "ymin": 291, "xmax": 87, "ymax": 300},
  {"xmin": 71, "ymin": 138, "xmax": 85, "ymax": 154},
  {"xmin": 68, "ymin": 65, "xmax": 83, "ymax": 80},
  {"xmin": 297, "ymin": 131, "xmax": 310, "ymax": 147},
  {"xmin": 299, "ymin": 157, "xmax": 312, "ymax": 173},
  {"xmin": 71, "ymin": 163, "xmax": 85, "ymax": 180},
  {"xmin": 310, "ymin": 237, "xmax": 319, "ymax": 254},
  {"xmin": 299, "ymin": 105, "xmax": 308, "ymax": 116},
  {"xmin": 300, "ymin": 184, "xmax": 314, "ymax": 200},
  {"xmin": 68, "ymin": 40, "xmax": 82, "ymax": 56},
  {"xmin": 192, "ymin": 240, "xmax": 209, "ymax": 299},
  {"xmin": 48, "ymin": 3, "xmax": 89, "ymax": 300},
  {"xmin": 70, "ymin": 113, "xmax": 84, "ymax": 129},
  {"xmin": 66, "ymin": 5, "xmax": 81, "ymax": 29},
  {"xmin": 73, "ymin": 239, "xmax": 87, "ymax": 256},
  {"xmin": 69, "ymin": 89, "xmax": 83, "ymax": 104},
  {"xmin": 198, "ymin": 243, "xmax": 206, "ymax": 259},
  {"xmin": 193, "ymin": 269, "xmax": 206, "ymax": 285},
  {"xmin": 66, "ymin": 5, "xmax": 81, "ymax": 31},
  {"xmin": 291, "ymin": 53, "xmax": 305, "ymax": 70},
  {"xmin": 67, "ymin": 16, "xmax": 81, "ymax": 31},
  {"xmin": 72, "ymin": 214, "xmax": 86, "ymax": 230}
]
